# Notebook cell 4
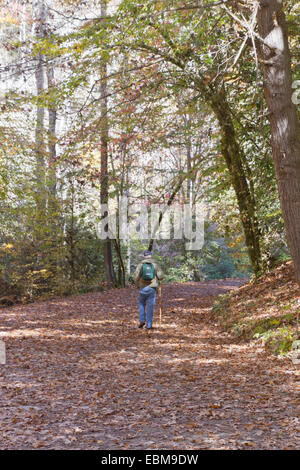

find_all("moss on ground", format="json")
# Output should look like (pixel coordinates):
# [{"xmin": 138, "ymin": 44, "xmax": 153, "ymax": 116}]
[{"xmin": 212, "ymin": 261, "xmax": 300, "ymax": 356}]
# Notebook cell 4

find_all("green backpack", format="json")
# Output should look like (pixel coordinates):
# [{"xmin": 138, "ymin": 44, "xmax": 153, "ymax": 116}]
[{"xmin": 141, "ymin": 262, "xmax": 156, "ymax": 282}]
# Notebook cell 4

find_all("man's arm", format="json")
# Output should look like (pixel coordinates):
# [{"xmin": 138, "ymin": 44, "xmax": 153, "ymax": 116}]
[{"xmin": 155, "ymin": 263, "xmax": 164, "ymax": 282}]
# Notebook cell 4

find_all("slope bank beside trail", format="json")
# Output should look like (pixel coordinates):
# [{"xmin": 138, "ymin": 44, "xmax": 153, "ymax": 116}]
[{"xmin": 212, "ymin": 261, "xmax": 300, "ymax": 357}]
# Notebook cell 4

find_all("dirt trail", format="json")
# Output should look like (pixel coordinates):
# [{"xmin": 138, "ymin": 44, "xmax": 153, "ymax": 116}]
[{"xmin": 0, "ymin": 281, "xmax": 299, "ymax": 449}]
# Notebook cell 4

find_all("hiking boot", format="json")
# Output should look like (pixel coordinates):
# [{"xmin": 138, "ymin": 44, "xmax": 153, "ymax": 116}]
[
  {"xmin": 138, "ymin": 322, "xmax": 145, "ymax": 328},
  {"xmin": 146, "ymin": 326, "xmax": 154, "ymax": 330}
]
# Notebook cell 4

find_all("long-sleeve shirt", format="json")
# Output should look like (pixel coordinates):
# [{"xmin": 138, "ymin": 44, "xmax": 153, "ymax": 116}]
[{"xmin": 133, "ymin": 257, "xmax": 164, "ymax": 289}]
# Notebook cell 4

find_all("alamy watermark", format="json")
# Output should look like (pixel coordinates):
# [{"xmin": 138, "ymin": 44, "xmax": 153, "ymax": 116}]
[{"xmin": 95, "ymin": 197, "xmax": 205, "ymax": 250}]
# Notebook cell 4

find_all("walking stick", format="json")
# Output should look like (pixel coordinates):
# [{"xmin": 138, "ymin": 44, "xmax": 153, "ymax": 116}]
[{"xmin": 159, "ymin": 283, "xmax": 162, "ymax": 327}]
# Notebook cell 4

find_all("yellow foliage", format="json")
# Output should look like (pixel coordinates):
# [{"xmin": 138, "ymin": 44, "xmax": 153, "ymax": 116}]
[
  {"xmin": 0, "ymin": 14, "xmax": 19, "ymax": 25},
  {"xmin": 0, "ymin": 243, "xmax": 14, "ymax": 252}
]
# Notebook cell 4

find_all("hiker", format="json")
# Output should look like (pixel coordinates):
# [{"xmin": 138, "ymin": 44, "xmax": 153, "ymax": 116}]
[{"xmin": 133, "ymin": 250, "xmax": 164, "ymax": 330}]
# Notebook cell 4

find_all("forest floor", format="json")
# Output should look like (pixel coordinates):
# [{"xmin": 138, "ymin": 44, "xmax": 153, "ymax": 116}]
[{"xmin": 0, "ymin": 279, "xmax": 299, "ymax": 450}]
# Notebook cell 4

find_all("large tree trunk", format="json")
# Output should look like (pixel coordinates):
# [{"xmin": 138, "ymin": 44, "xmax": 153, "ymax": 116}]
[
  {"xmin": 100, "ymin": 1, "xmax": 116, "ymax": 288},
  {"xmin": 257, "ymin": 0, "xmax": 300, "ymax": 283},
  {"xmin": 211, "ymin": 89, "xmax": 262, "ymax": 275}
]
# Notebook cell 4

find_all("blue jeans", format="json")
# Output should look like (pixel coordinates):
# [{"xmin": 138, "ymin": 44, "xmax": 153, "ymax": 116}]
[{"xmin": 138, "ymin": 286, "xmax": 157, "ymax": 328}]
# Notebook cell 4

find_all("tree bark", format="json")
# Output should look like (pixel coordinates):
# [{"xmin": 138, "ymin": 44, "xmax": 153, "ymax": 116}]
[
  {"xmin": 33, "ymin": 0, "xmax": 47, "ymax": 213},
  {"xmin": 113, "ymin": 239, "xmax": 126, "ymax": 287},
  {"xmin": 148, "ymin": 175, "xmax": 185, "ymax": 252},
  {"xmin": 257, "ymin": 0, "xmax": 300, "ymax": 283},
  {"xmin": 100, "ymin": 1, "xmax": 116, "ymax": 287},
  {"xmin": 46, "ymin": 63, "xmax": 57, "ymax": 198},
  {"xmin": 211, "ymin": 89, "xmax": 262, "ymax": 275}
]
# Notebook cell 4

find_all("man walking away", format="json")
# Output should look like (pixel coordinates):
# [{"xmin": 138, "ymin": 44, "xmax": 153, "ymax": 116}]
[{"xmin": 133, "ymin": 251, "xmax": 164, "ymax": 330}]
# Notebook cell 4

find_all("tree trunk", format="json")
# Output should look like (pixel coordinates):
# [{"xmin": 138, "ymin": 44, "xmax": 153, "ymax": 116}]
[
  {"xmin": 33, "ymin": 0, "xmax": 47, "ymax": 213},
  {"xmin": 46, "ymin": 63, "xmax": 57, "ymax": 198},
  {"xmin": 182, "ymin": 113, "xmax": 192, "ymax": 204},
  {"xmin": 148, "ymin": 175, "xmax": 185, "ymax": 252},
  {"xmin": 46, "ymin": 53, "xmax": 60, "ymax": 275},
  {"xmin": 257, "ymin": 0, "xmax": 300, "ymax": 283},
  {"xmin": 211, "ymin": 90, "xmax": 262, "ymax": 275},
  {"xmin": 113, "ymin": 239, "xmax": 126, "ymax": 287},
  {"xmin": 100, "ymin": 1, "xmax": 116, "ymax": 288}
]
